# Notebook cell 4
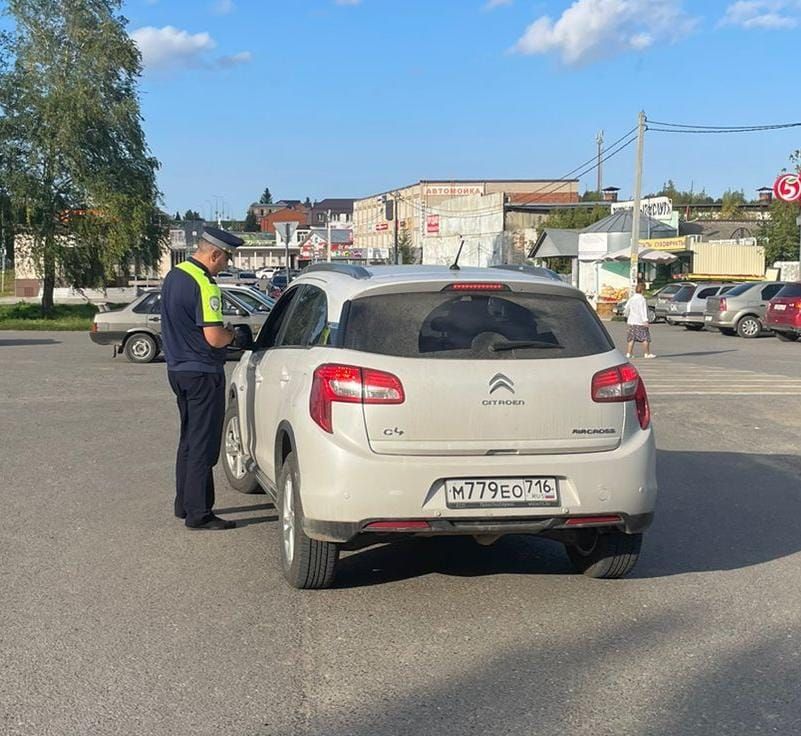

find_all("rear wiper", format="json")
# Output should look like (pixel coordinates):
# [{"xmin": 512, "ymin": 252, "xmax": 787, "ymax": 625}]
[{"xmin": 489, "ymin": 340, "xmax": 563, "ymax": 352}]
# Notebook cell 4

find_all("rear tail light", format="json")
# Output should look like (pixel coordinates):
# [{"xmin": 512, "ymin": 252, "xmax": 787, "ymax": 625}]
[
  {"xmin": 310, "ymin": 364, "xmax": 404, "ymax": 433},
  {"xmin": 591, "ymin": 364, "xmax": 651, "ymax": 430},
  {"xmin": 718, "ymin": 297, "xmax": 727, "ymax": 312}
]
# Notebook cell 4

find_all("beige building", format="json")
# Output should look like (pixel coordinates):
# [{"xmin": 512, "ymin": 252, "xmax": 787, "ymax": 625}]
[{"xmin": 353, "ymin": 179, "xmax": 579, "ymax": 266}]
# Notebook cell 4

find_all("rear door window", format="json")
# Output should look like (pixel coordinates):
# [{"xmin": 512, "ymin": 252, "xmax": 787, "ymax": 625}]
[
  {"xmin": 343, "ymin": 291, "xmax": 613, "ymax": 360},
  {"xmin": 775, "ymin": 283, "xmax": 801, "ymax": 298},
  {"xmin": 279, "ymin": 286, "xmax": 329, "ymax": 347},
  {"xmin": 672, "ymin": 286, "xmax": 696, "ymax": 301},
  {"xmin": 696, "ymin": 287, "xmax": 718, "ymax": 299},
  {"xmin": 133, "ymin": 293, "xmax": 160, "ymax": 314},
  {"xmin": 761, "ymin": 284, "xmax": 784, "ymax": 300},
  {"xmin": 724, "ymin": 282, "xmax": 754, "ymax": 297}
]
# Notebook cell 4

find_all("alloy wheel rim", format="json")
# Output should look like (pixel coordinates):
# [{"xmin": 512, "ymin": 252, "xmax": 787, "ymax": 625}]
[
  {"xmin": 282, "ymin": 475, "xmax": 295, "ymax": 564},
  {"xmin": 224, "ymin": 417, "xmax": 247, "ymax": 480},
  {"xmin": 132, "ymin": 339, "xmax": 151, "ymax": 359},
  {"xmin": 742, "ymin": 319, "xmax": 759, "ymax": 336}
]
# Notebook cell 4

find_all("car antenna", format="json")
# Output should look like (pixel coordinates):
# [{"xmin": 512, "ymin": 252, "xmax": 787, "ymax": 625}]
[{"xmin": 449, "ymin": 237, "xmax": 465, "ymax": 271}]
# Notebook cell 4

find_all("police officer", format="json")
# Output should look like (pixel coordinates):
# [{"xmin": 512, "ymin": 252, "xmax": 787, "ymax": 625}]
[{"xmin": 160, "ymin": 226, "xmax": 245, "ymax": 530}]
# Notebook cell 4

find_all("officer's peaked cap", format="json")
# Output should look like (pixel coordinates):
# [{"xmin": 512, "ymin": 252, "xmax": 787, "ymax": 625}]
[{"xmin": 201, "ymin": 226, "xmax": 244, "ymax": 253}]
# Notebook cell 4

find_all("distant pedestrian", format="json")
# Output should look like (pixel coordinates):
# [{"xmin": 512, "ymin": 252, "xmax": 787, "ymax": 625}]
[{"xmin": 625, "ymin": 282, "xmax": 655, "ymax": 359}]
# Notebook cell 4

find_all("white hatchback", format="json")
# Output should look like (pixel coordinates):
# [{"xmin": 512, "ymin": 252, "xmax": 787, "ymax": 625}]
[{"xmin": 223, "ymin": 264, "xmax": 657, "ymax": 588}]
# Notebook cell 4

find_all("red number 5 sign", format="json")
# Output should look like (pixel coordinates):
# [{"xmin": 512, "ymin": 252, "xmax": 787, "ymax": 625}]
[{"xmin": 773, "ymin": 173, "xmax": 801, "ymax": 202}]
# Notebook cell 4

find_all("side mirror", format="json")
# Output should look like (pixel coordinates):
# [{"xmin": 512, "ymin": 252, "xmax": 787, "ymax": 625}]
[{"xmin": 230, "ymin": 323, "xmax": 255, "ymax": 351}]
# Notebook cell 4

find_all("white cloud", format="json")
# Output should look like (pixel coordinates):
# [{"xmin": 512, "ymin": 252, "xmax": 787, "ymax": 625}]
[
  {"xmin": 512, "ymin": 0, "xmax": 697, "ymax": 66},
  {"xmin": 720, "ymin": 1, "xmax": 801, "ymax": 29},
  {"xmin": 131, "ymin": 26, "xmax": 252, "ymax": 72},
  {"xmin": 212, "ymin": 0, "xmax": 236, "ymax": 15},
  {"xmin": 484, "ymin": 0, "xmax": 513, "ymax": 9}
]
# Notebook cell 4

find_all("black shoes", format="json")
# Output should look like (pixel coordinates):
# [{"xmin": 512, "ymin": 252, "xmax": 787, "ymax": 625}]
[{"xmin": 185, "ymin": 514, "xmax": 237, "ymax": 531}]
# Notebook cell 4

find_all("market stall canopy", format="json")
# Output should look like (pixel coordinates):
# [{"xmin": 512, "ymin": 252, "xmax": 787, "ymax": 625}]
[
  {"xmin": 603, "ymin": 246, "xmax": 679, "ymax": 263},
  {"xmin": 528, "ymin": 228, "xmax": 579, "ymax": 259}
]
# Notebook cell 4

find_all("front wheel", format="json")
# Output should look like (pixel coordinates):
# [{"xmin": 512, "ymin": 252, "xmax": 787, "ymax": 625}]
[
  {"xmin": 221, "ymin": 402, "xmax": 260, "ymax": 493},
  {"xmin": 278, "ymin": 452, "xmax": 339, "ymax": 589},
  {"xmin": 685, "ymin": 323, "xmax": 705, "ymax": 331},
  {"xmin": 736, "ymin": 315, "xmax": 762, "ymax": 339},
  {"xmin": 123, "ymin": 332, "xmax": 158, "ymax": 363},
  {"xmin": 775, "ymin": 331, "xmax": 799, "ymax": 342},
  {"xmin": 565, "ymin": 530, "xmax": 642, "ymax": 579}
]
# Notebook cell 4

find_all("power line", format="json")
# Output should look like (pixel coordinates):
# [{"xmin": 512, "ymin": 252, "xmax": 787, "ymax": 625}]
[{"xmin": 648, "ymin": 119, "xmax": 801, "ymax": 133}]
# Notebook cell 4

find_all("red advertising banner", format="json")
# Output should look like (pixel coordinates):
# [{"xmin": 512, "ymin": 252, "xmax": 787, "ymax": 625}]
[
  {"xmin": 426, "ymin": 214, "xmax": 440, "ymax": 233},
  {"xmin": 376, "ymin": 223, "xmax": 389, "ymax": 231}
]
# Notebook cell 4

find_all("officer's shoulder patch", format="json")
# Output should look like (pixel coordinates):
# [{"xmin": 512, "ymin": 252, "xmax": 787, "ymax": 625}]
[{"xmin": 210, "ymin": 295, "xmax": 221, "ymax": 312}]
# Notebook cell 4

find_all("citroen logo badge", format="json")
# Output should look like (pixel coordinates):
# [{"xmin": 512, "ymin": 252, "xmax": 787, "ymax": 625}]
[{"xmin": 489, "ymin": 373, "xmax": 515, "ymax": 395}]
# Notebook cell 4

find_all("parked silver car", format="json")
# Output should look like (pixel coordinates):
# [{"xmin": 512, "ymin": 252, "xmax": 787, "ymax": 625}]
[
  {"xmin": 89, "ymin": 288, "xmax": 269, "ymax": 363},
  {"xmin": 613, "ymin": 282, "xmax": 695, "ymax": 322},
  {"xmin": 665, "ymin": 283, "xmax": 738, "ymax": 330},
  {"xmin": 223, "ymin": 263, "xmax": 657, "ymax": 589},
  {"xmin": 705, "ymin": 281, "xmax": 787, "ymax": 338}
]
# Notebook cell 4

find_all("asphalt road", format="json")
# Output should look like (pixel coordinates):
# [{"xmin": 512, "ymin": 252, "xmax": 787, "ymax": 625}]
[{"xmin": 2, "ymin": 323, "xmax": 800, "ymax": 736}]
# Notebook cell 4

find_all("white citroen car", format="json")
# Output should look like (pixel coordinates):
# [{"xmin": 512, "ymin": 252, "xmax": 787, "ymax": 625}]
[{"xmin": 223, "ymin": 264, "xmax": 657, "ymax": 589}]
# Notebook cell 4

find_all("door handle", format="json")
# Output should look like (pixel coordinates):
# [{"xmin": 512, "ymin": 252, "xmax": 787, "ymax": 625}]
[
  {"xmin": 280, "ymin": 369, "xmax": 290, "ymax": 384},
  {"xmin": 254, "ymin": 375, "xmax": 264, "ymax": 385},
  {"xmin": 147, "ymin": 317, "xmax": 160, "ymax": 322}
]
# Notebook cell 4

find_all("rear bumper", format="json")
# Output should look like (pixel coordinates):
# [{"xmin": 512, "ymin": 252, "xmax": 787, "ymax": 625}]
[
  {"xmin": 295, "ymin": 419, "xmax": 658, "ymax": 540},
  {"xmin": 89, "ymin": 330, "xmax": 126, "ymax": 346},
  {"xmin": 766, "ymin": 321, "xmax": 801, "ymax": 334}
]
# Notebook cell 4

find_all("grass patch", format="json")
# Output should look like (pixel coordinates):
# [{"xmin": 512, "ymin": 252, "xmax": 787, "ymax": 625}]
[
  {"xmin": 0, "ymin": 302, "xmax": 104, "ymax": 331},
  {"xmin": 0, "ymin": 269, "xmax": 14, "ymax": 298}
]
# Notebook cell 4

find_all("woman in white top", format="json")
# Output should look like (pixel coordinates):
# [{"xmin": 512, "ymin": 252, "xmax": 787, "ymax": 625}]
[{"xmin": 624, "ymin": 282, "xmax": 656, "ymax": 359}]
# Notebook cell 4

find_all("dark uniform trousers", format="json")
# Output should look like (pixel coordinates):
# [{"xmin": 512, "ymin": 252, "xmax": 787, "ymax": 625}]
[{"xmin": 168, "ymin": 371, "xmax": 226, "ymax": 525}]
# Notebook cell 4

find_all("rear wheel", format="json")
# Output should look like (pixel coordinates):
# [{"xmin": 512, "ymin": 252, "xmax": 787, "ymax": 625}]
[
  {"xmin": 647, "ymin": 307, "xmax": 657, "ymax": 323},
  {"xmin": 775, "ymin": 331, "xmax": 799, "ymax": 342},
  {"xmin": 736, "ymin": 315, "xmax": 761, "ymax": 339},
  {"xmin": 719, "ymin": 327, "xmax": 736, "ymax": 336},
  {"xmin": 123, "ymin": 332, "xmax": 158, "ymax": 363},
  {"xmin": 278, "ymin": 452, "xmax": 339, "ymax": 589},
  {"xmin": 565, "ymin": 530, "xmax": 642, "ymax": 579},
  {"xmin": 221, "ymin": 401, "xmax": 260, "ymax": 493}
]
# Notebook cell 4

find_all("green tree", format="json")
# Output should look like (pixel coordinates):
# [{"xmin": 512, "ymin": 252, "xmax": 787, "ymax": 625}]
[
  {"xmin": 0, "ymin": 0, "xmax": 163, "ymax": 314},
  {"xmin": 259, "ymin": 187, "xmax": 272, "ymax": 205},
  {"xmin": 397, "ymin": 228, "xmax": 415, "ymax": 264},
  {"xmin": 539, "ymin": 204, "xmax": 608, "ymax": 230},
  {"xmin": 243, "ymin": 211, "xmax": 260, "ymax": 232},
  {"xmin": 719, "ymin": 189, "xmax": 746, "ymax": 219},
  {"xmin": 173, "ymin": 211, "xmax": 182, "ymax": 222},
  {"xmin": 303, "ymin": 196, "xmax": 312, "ymax": 208},
  {"xmin": 760, "ymin": 198, "xmax": 799, "ymax": 265},
  {"xmin": 183, "ymin": 209, "xmax": 202, "ymax": 221}
]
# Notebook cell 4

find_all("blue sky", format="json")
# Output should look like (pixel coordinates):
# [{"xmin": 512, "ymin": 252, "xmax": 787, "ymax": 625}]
[{"xmin": 122, "ymin": 0, "xmax": 801, "ymax": 218}]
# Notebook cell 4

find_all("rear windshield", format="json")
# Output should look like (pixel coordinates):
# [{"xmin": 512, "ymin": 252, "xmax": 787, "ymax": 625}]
[
  {"xmin": 722, "ymin": 282, "xmax": 754, "ymax": 297},
  {"xmin": 672, "ymin": 286, "xmax": 696, "ymax": 301},
  {"xmin": 776, "ymin": 283, "xmax": 801, "ymax": 298},
  {"xmin": 342, "ymin": 291, "xmax": 613, "ymax": 360}
]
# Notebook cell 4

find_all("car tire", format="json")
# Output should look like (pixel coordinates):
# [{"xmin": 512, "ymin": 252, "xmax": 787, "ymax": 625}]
[
  {"xmin": 123, "ymin": 332, "xmax": 158, "ymax": 363},
  {"xmin": 685, "ymin": 323, "xmax": 705, "ymax": 331},
  {"xmin": 775, "ymin": 331, "xmax": 799, "ymax": 342},
  {"xmin": 221, "ymin": 401, "xmax": 260, "ymax": 493},
  {"xmin": 565, "ymin": 530, "xmax": 642, "ymax": 579},
  {"xmin": 647, "ymin": 307, "xmax": 657, "ymax": 323},
  {"xmin": 736, "ymin": 315, "xmax": 761, "ymax": 339},
  {"xmin": 277, "ymin": 451, "xmax": 339, "ymax": 589},
  {"xmin": 719, "ymin": 328, "xmax": 736, "ymax": 336}
]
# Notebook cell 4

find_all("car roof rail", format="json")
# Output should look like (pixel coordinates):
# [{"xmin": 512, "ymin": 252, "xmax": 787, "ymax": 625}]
[{"xmin": 302, "ymin": 263, "xmax": 372, "ymax": 280}]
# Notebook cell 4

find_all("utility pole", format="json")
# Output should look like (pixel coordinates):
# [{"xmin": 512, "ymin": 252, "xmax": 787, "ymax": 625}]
[
  {"xmin": 596, "ymin": 130, "xmax": 604, "ymax": 194},
  {"xmin": 326, "ymin": 209, "xmax": 332, "ymax": 263},
  {"xmin": 629, "ymin": 111, "xmax": 647, "ymax": 295},
  {"xmin": 393, "ymin": 192, "xmax": 399, "ymax": 265}
]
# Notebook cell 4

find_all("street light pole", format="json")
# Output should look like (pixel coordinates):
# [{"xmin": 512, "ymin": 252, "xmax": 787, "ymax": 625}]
[
  {"xmin": 796, "ymin": 213, "xmax": 801, "ymax": 275},
  {"xmin": 629, "ymin": 111, "xmax": 647, "ymax": 295},
  {"xmin": 393, "ymin": 192, "xmax": 399, "ymax": 265},
  {"xmin": 327, "ymin": 209, "xmax": 332, "ymax": 263}
]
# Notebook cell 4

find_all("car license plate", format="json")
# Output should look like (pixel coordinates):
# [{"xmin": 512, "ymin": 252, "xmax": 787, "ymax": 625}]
[
  {"xmin": 705, "ymin": 315, "xmax": 713, "ymax": 321},
  {"xmin": 774, "ymin": 304, "xmax": 786, "ymax": 311},
  {"xmin": 445, "ymin": 477, "xmax": 559, "ymax": 509}
]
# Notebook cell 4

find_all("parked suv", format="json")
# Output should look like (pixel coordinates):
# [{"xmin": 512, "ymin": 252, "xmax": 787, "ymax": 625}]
[
  {"xmin": 665, "ymin": 283, "xmax": 738, "ymax": 330},
  {"xmin": 89, "ymin": 288, "xmax": 268, "ymax": 363},
  {"xmin": 705, "ymin": 281, "xmax": 787, "ymax": 338},
  {"xmin": 765, "ymin": 282, "xmax": 801, "ymax": 342},
  {"xmin": 222, "ymin": 264, "xmax": 657, "ymax": 589}
]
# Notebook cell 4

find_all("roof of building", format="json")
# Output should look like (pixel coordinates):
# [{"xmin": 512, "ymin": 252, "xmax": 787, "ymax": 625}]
[
  {"xmin": 582, "ymin": 210, "xmax": 676, "ymax": 236},
  {"xmin": 358, "ymin": 179, "xmax": 580, "ymax": 200},
  {"xmin": 528, "ymin": 228, "xmax": 580, "ymax": 259},
  {"xmin": 311, "ymin": 198, "xmax": 356, "ymax": 210}
]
